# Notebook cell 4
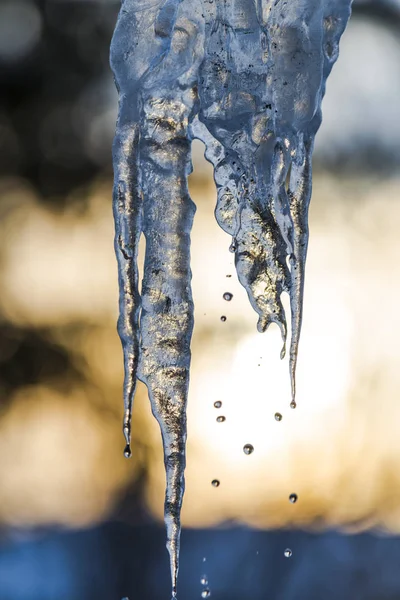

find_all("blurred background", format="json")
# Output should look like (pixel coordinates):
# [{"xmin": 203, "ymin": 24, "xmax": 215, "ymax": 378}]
[{"xmin": 0, "ymin": 0, "xmax": 400, "ymax": 598}]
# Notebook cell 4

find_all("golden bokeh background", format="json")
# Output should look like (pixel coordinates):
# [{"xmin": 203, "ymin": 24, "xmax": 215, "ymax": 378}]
[{"xmin": 1, "ymin": 159, "xmax": 400, "ymax": 533}]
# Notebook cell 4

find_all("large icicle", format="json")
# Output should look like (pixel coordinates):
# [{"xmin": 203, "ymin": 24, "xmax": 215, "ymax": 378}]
[
  {"xmin": 111, "ymin": 1, "xmax": 204, "ymax": 596},
  {"xmin": 110, "ymin": 0, "xmax": 352, "ymax": 596}
]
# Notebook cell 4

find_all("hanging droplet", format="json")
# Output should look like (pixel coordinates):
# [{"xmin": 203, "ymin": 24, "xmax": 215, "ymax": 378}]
[
  {"xmin": 284, "ymin": 548, "xmax": 292, "ymax": 558},
  {"xmin": 289, "ymin": 493, "xmax": 298, "ymax": 504},
  {"xmin": 200, "ymin": 575, "xmax": 208, "ymax": 586},
  {"xmin": 274, "ymin": 412, "xmax": 282, "ymax": 421},
  {"xmin": 124, "ymin": 444, "xmax": 132, "ymax": 458},
  {"xmin": 290, "ymin": 401, "xmax": 297, "ymax": 409},
  {"xmin": 216, "ymin": 415, "xmax": 226, "ymax": 423},
  {"xmin": 220, "ymin": 315, "xmax": 227, "ymax": 322},
  {"xmin": 211, "ymin": 479, "xmax": 220, "ymax": 487},
  {"xmin": 214, "ymin": 400, "xmax": 222, "ymax": 409},
  {"xmin": 229, "ymin": 239, "xmax": 237, "ymax": 253},
  {"xmin": 201, "ymin": 589, "xmax": 211, "ymax": 599},
  {"xmin": 243, "ymin": 444, "xmax": 254, "ymax": 455},
  {"xmin": 223, "ymin": 292, "xmax": 233, "ymax": 301}
]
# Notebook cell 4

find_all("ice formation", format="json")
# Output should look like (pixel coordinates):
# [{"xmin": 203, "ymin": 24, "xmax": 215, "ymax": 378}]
[{"xmin": 110, "ymin": 0, "xmax": 352, "ymax": 596}]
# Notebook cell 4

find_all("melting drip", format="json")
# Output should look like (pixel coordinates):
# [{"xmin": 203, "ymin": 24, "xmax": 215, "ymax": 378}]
[
  {"xmin": 110, "ymin": 0, "xmax": 352, "ymax": 596},
  {"xmin": 243, "ymin": 443, "xmax": 254, "ymax": 455}
]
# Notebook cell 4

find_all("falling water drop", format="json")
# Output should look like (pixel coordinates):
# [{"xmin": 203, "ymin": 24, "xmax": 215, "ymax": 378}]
[
  {"xmin": 274, "ymin": 412, "xmax": 282, "ymax": 421},
  {"xmin": 289, "ymin": 493, "xmax": 298, "ymax": 504},
  {"xmin": 284, "ymin": 548, "xmax": 293, "ymax": 558},
  {"xmin": 220, "ymin": 315, "xmax": 227, "ymax": 322},
  {"xmin": 200, "ymin": 575, "xmax": 208, "ymax": 586},
  {"xmin": 211, "ymin": 479, "xmax": 220, "ymax": 487},
  {"xmin": 223, "ymin": 292, "xmax": 233, "ymax": 301},
  {"xmin": 124, "ymin": 444, "xmax": 132, "ymax": 458},
  {"xmin": 201, "ymin": 590, "xmax": 211, "ymax": 599},
  {"xmin": 214, "ymin": 400, "xmax": 222, "ymax": 409},
  {"xmin": 243, "ymin": 444, "xmax": 254, "ymax": 455},
  {"xmin": 216, "ymin": 415, "xmax": 226, "ymax": 423},
  {"xmin": 226, "ymin": 274, "xmax": 232, "ymax": 278}
]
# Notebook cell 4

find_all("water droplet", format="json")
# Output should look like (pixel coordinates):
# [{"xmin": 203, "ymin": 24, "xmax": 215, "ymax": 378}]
[
  {"xmin": 124, "ymin": 444, "xmax": 132, "ymax": 458},
  {"xmin": 223, "ymin": 292, "xmax": 233, "ymax": 301},
  {"xmin": 274, "ymin": 412, "xmax": 282, "ymax": 421},
  {"xmin": 214, "ymin": 401, "xmax": 222, "ymax": 409},
  {"xmin": 229, "ymin": 240, "xmax": 237, "ymax": 253},
  {"xmin": 201, "ymin": 590, "xmax": 211, "ymax": 598},
  {"xmin": 226, "ymin": 274, "xmax": 232, "ymax": 278},
  {"xmin": 290, "ymin": 401, "xmax": 297, "ymax": 409},
  {"xmin": 200, "ymin": 575, "xmax": 208, "ymax": 585},
  {"xmin": 243, "ymin": 444, "xmax": 254, "ymax": 455},
  {"xmin": 216, "ymin": 415, "xmax": 226, "ymax": 423},
  {"xmin": 202, "ymin": 557, "xmax": 207, "ymax": 562},
  {"xmin": 211, "ymin": 479, "xmax": 220, "ymax": 487},
  {"xmin": 284, "ymin": 548, "xmax": 292, "ymax": 558},
  {"xmin": 289, "ymin": 493, "xmax": 298, "ymax": 504},
  {"xmin": 220, "ymin": 315, "xmax": 227, "ymax": 322}
]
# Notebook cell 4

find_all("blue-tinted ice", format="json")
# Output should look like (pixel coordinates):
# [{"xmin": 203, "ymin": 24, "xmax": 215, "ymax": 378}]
[{"xmin": 110, "ymin": 1, "xmax": 352, "ymax": 595}]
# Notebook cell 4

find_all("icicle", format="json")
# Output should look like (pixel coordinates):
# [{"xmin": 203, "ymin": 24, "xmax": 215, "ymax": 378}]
[
  {"xmin": 111, "ymin": 1, "xmax": 204, "ymax": 596},
  {"xmin": 194, "ymin": 0, "xmax": 353, "ymax": 400},
  {"xmin": 112, "ymin": 117, "xmax": 141, "ymax": 456},
  {"xmin": 110, "ymin": 0, "xmax": 352, "ymax": 596}
]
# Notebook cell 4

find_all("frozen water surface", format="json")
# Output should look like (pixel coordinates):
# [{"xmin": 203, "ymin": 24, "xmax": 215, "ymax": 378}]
[{"xmin": 110, "ymin": 0, "xmax": 352, "ymax": 595}]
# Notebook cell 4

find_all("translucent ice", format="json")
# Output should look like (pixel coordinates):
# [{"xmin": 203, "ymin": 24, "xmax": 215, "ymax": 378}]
[{"xmin": 110, "ymin": 0, "xmax": 352, "ymax": 595}]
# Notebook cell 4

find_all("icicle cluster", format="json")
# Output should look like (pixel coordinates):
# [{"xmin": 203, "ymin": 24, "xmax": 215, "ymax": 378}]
[{"xmin": 110, "ymin": 0, "xmax": 352, "ymax": 596}]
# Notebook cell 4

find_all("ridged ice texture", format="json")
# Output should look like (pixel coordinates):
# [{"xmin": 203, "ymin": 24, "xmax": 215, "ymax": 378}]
[{"xmin": 110, "ymin": 1, "xmax": 352, "ymax": 597}]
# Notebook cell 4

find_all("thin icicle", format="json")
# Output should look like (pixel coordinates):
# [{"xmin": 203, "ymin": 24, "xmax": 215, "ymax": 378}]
[{"xmin": 112, "ymin": 120, "xmax": 141, "ymax": 456}]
